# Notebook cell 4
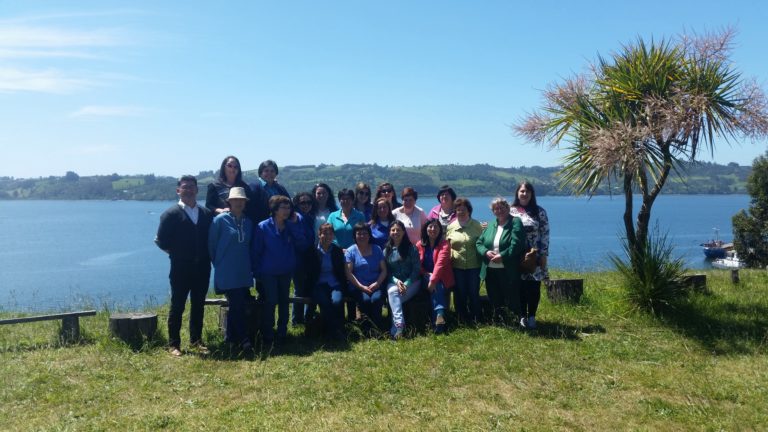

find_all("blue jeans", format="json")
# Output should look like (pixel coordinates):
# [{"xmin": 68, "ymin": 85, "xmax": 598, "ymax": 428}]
[
  {"xmin": 348, "ymin": 283, "xmax": 385, "ymax": 327},
  {"xmin": 387, "ymin": 279, "xmax": 422, "ymax": 329},
  {"xmin": 313, "ymin": 282, "xmax": 344, "ymax": 336},
  {"xmin": 261, "ymin": 273, "xmax": 291, "ymax": 342},
  {"xmin": 224, "ymin": 287, "xmax": 251, "ymax": 345},
  {"xmin": 453, "ymin": 267, "xmax": 481, "ymax": 322},
  {"xmin": 424, "ymin": 275, "xmax": 448, "ymax": 320}
]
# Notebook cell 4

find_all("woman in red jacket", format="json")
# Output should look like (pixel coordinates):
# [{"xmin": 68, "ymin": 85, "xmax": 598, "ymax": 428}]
[{"xmin": 416, "ymin": 218, "xmax": 454, "ymax": 334}]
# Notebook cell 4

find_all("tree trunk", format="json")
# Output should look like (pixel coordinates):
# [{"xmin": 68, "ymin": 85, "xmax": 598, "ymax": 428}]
[{"xmin": 109, "ymin": 313, "xmax": 158, "ymax": 343}]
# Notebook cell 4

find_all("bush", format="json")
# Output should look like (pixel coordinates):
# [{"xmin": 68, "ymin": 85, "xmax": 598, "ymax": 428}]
[{"xmin": 609, "ymin": 229, "xmax": 686, "ymax": 314}]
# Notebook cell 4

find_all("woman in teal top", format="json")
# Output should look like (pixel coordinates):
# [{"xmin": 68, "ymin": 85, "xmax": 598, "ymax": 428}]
[
  {"xmin": 328, "ymin": 188, "xmax": 366, "ymax": 249},
  {"xmin": 476, "ymin": 197, "xmax": 525, "ymax": 324},
  {"xmin": 384, "ymin": 220, "xmax": 421, "ymax": 339}
]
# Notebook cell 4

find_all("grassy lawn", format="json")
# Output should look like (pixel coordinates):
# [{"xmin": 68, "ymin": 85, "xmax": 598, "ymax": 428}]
[{"xmin": 1, "ymin": 270, "xmax": 766, "ymax": 431}]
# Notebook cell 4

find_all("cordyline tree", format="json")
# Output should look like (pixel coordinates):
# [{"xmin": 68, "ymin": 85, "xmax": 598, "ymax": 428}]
[{"xmin": 516, "ymin": 29, "xmax": 768, "ymax": 269}]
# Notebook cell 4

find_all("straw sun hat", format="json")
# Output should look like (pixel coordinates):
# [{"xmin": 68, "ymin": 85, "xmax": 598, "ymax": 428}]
[{"xmin": 227, "ymin": 187, "xmax": 249, "ymax": 201}]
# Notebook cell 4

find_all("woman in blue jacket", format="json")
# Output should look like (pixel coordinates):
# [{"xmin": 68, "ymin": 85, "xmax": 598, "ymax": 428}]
[
  {"xmin": 251, "ymin": 195, "xmax": 308, "ymax": 346},
  {"xmin": 208, "ymin": 187, "xmax": 254, "ymax": 350}
]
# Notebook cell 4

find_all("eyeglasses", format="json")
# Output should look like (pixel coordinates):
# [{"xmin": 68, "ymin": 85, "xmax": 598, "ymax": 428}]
[
  {"xmin": 299, "ymin": 201, "xmax": 312, "ymax": 206},
  {"xmin": 380, "ymin": 189, "xmax": 393, "ymax": 194},
  {"xmin": 357, "ymin": 191, "xmax": 369, "ymax": 196},
  {"xmin": 225, "ymin": 164, "xmax": 239, "ymax": 169}
]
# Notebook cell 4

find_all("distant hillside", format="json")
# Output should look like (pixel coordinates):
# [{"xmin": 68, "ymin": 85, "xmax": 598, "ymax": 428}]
[{"xmin": 0, "ymin": 162, "xmax": 750, "ymax": 201}]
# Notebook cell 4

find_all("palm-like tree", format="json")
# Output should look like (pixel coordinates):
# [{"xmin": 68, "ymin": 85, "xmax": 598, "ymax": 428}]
[{"xmin": 516, "ymin": 29, "xmax": 768, "ymax": 269}]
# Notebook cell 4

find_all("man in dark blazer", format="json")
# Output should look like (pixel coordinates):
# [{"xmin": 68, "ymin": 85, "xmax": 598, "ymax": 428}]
[{"xmin": 155, "ymin": 175, "xmax": 213, "ymax": 356}]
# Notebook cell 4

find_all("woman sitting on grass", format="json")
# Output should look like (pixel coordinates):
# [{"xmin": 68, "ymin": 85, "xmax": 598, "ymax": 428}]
[
  {"xmin": 384, "ymin": 220, "xmax": 421, "ymax": 339},
  {"xmin": 307, "ymin": 223, "xmax": 347, "ymax": 341},
  {"xmin": 345, "ymin": 222, "xmax": 387, "ymax": 333},
  {"xmin": 416, "ymin": 218, "xmax": 454, "ymax": 334}
]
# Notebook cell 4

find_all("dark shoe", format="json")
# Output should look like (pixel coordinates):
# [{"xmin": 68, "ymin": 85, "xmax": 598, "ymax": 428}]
[{"xmin": 434, "ymin": 314, "xmax": 446, "ymax": 335}]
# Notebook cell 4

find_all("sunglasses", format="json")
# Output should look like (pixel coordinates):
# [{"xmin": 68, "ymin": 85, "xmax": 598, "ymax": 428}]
[
  {"xmin": 299, "ymin": 200, "xmax": 312, "ymax": 205},
  {"xmin": 225, "ymin": 164, "xmax": 239, "ymax": 169},
  {"xmin": 380, "ymin": 189, "xmax": 393, "ymax": 194}
]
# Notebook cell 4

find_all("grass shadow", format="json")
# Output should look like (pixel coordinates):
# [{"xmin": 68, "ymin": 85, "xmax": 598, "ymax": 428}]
[{"xmin": 660, "ymin": 297, "xmax": 768, "ymax": 355}]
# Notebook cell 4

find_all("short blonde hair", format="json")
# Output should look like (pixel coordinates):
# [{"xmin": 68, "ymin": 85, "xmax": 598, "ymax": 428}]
[{"xmin": 489, "ymin": 196, "xmax": 510, "ymax": 212}]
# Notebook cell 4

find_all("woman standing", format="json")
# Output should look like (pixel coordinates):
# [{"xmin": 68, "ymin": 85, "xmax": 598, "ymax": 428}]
[
  {"xmin": 445, "ymin": 198, "xmax": 483, "ymax": 323},
  {"xmin": 328, "ymin": 188, "xmax": 366, "ymax": 249},
  {"xmin": 345, "ymin": 222, "xmax": 388, "ymax": 332},
  {"xmin": 384, "ymin": 220, "xmax": 421, "ymax": 339},
  {"xmin": 369, "ymin": 197, "xmax": 395, "ymax": 248},
  {"xmin": 208, "ymin": 187, "xmax": 254, "ymax": 350},
  {"xmin": 416, "ymin": 219, "xmax": 454, "ymax": 334},
  {"xmin": 428, "ymin": 185, "xmax": 457, "ymax": 229},
  {"xmin": 291, "ymin": 192, "xmax": 317, "ymax": 325},
  {"xmin": 206, "ymin": 155, "xmax": 255, "ymax": 219},
  {"xmin": 510, "ymin": 182, "xmax": 550, "ymax": 329},
  {"xmin": 374, "ymin": 182, "xmax": 401, "ymax": 209},
  {"xmin": 354, "ymin": 182, "xmax": 374, "ymax": 222},
  {"xmin": 251, "ymin": 195, "xmax": 308, "ymax": 346},
  {"xmin": 312, "ymin": 183, "xmax": 338, "ymax": 236},
  {"xmin": 476, "ymin": 197, "xmax": 525, "ymax": 324},
  {"xmin": 307, "ymin": 223, "xmax": 347, "ymax": 340},
  {"xmin": 392, "ymin": 187, "xmax": 429, "ymax": 245}
]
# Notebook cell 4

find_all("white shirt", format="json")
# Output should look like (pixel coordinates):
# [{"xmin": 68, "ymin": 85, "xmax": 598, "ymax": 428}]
[
  {"xmin": 392, "ymin": 205, "xmax": 428, "ymax": 245},
  {"xmin": 489, "ymin": 225, "xmax": 505, "ymax": 268},
  {"xmin": 178, "ymin": 200, "xmax": 200, "ymax": 225}
]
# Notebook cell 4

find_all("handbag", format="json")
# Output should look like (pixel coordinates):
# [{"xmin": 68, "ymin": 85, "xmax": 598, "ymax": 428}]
[{"xmin": 519, "ymin": 248, "xmax": 538, "ymax": 273}]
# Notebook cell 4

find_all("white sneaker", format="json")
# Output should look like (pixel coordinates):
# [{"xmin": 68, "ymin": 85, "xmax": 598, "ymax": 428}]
[
  {"xmin": 527, "ymin": 316, "xmax": 537, "ymax": 329},
  {"xmin": 519, "ymin": 317, "xmax": 528, "ymax": 328}
]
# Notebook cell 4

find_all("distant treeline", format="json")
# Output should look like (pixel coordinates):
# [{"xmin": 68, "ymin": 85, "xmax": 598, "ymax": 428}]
[{"xmin": 0, "ymin": 162, "xmax": 751, "ymax": 201}]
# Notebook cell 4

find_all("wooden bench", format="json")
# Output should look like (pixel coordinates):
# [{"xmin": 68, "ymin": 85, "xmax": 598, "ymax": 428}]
[{"xmin": 0, "ymin": 310, "xmax": 97, "ymax": 341}]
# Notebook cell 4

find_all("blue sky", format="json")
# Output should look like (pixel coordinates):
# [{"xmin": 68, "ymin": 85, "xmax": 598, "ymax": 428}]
[{"xmin": 1, "ymin": 1, "xmax": 767, "ymax": 178}]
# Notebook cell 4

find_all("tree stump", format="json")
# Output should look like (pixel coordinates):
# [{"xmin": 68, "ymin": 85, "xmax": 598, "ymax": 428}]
[
  {"xmin": 545, "ymin": 279, "xmax": 583, "ymax": 303},
  {"xmin": 109, "ymin": 313, "xmax": 157, "ymax": 343},
  {"xmin": 731, "ymin": 269, "xmax": 740, "ymax": 284},
  {"xmin": 682, "ymin": 274, "xmax": 707, "ymax": 293}
]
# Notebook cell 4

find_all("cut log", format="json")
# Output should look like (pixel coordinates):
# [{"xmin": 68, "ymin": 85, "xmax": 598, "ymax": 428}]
[
  {"xmin": 731, "ymin": 269, "xmax": 740, "ymax": 284},
  {"xmin": 682, "ymin": 274, "xmax": 707, "ymax": 293},
  {"xmin": 544, "ymin": 279, "xmax": 583, "ymax": 303},
  {"xmin": 109, "ymin": 313, "xmax": 157, "ymax": 343}
]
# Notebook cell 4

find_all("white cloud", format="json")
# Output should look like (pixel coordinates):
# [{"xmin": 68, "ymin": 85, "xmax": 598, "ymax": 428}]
[
  {"xmin": 0, "ymin": 67, "xmax": 95, "ymax": 93},
  {"xmin": 70, "ymin": 105, "xmax": 152, "ymax": 118},
  {"xmin": 0, "ymin": 13, "xmax": 138, "ymax": 94},
  {"xmin": 0, "ymin": 25, "xmax": 125, "ymax": 48}
]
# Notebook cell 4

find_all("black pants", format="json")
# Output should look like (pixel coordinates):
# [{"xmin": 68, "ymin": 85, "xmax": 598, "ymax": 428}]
[
  {"xmin": 519, "ymin": 279, "xmax": 541, "ymax": 318},
  {"xmin": 484, "ymin": 268, "xmax": 521, "ymax": 322},
  {"xmin": 168, "ymin": 261, "xmax": 210, "ymax": 348}
]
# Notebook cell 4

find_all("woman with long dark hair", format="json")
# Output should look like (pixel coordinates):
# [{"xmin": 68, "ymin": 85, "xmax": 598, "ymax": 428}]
[
  {"xmin": 206, "ymin": 155, "xmax": 255, "ymax": 219},
  {"xmin": 384, "ymin": 220, "xmax": 421, "ymax": 339},
  {"xmin": 416, "ymin": 219, "xmax": 454, "ymax": 334},
  {"xmin": 510, "ymin": 181, "xmax": 550, "ymax": 329}
]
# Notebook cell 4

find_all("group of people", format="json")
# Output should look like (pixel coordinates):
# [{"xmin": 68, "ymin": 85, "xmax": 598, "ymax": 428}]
[{"xmin": 155, "ymin": 155, "xmax": 550, "ymax": 356}]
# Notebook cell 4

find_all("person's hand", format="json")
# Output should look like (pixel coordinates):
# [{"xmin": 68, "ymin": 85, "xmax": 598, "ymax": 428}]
[
  {"xmin": 490, "ymin": 253, "xmax": 503, "ymax": 264},
  {"xmin": 426, "ymin": 281, "xmax": 437, "ymax": 293},
  {"xmin": 397, "ymin": 281, "xmax": 407, "ymax": 295},
  {"xmin": 369, "ymin": 281, "xmax": 380, "ymax": 292}
]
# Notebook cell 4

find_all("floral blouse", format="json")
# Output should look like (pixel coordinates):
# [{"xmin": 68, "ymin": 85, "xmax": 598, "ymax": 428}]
[{"xmin": 510, "ymin": 205, "xmax": 550, "ymax": 281}]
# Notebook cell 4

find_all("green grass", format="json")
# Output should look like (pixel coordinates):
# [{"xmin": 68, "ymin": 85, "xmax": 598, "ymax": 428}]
[
  {"xmin": 111, "ymin": 178, "xmax": 145, "ymax": 189},
  {"xmin": 1, "ymin": 269, "xmax": 767, "ymax": 431}
]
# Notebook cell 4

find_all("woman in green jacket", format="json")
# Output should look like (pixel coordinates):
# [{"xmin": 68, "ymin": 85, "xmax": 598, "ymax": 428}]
[{"xmin": 476, "ymin": 197, "xmax": 525, "ymax": 323}]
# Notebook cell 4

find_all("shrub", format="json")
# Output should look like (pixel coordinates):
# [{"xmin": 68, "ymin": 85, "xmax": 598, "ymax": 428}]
[{"xmin": 609, "ymin": 228, "xmax": 686, "ymax": 315}]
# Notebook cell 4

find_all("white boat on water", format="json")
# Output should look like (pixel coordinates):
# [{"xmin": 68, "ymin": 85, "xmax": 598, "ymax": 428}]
[{"xmin": 711, "ymin": 252, "xmax": 746, "ymax": 270}]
